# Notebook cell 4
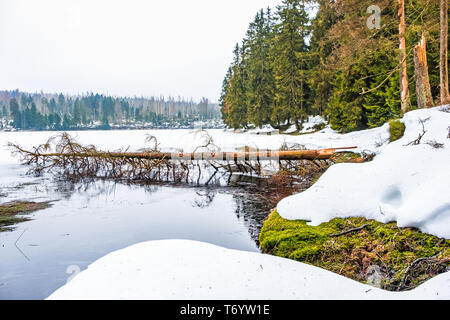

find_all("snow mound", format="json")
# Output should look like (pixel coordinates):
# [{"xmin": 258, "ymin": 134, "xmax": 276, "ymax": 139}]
[
  {"xmin": 278, "ymin": 107, "xmax": 450, "ymax": 239},
  {"xmin": 47, "ymin": 240, "xmax": 450, "ymax": 300},
  {"xmin": 284, "ymin": 115, "xmax": 328, "ymax": 134}
]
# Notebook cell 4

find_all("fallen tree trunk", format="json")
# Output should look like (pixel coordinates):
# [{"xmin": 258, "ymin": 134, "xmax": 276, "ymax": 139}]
[
  {"xmin": 8, "ymin": 133, "xmax": 359, "ymax": 184},
  {"xmin": 21, "ymin": 147, "xmax": 357, "ymax": 162}
]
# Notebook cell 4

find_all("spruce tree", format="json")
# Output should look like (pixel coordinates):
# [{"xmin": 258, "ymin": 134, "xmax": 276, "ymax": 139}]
[
  {"xmin": 10, "ymin": 98, "xmax": 22, "ymax": 128},
  {"xmin": 271, "ymin": 0, "xmax": 311, "ymax": 131},
  {"xmin": 219, "ymin": 66, "xmax": 233, "ymax": 127},
  {"xmin": 225, "ymin": 44, "xmax": 249, "ymax": 129},
  {"xmin": 73, "ymin": 99, "xmax": 82, "ymax": 126},
  {"xmin": 309, "ymin": 0, "xmax": 339, "ymax": 116},
  {"xmin": 245, "ymin": 9, "xmax": 276, "ymax": 128}
]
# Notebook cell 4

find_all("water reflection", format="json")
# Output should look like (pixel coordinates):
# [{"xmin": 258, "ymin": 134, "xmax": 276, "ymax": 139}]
[
  {"xmin": 193, "ymin": 190, "xmax": 217, "ymax": 208},
  {"xmin": 0, "ymin": 174, "xmax": 299, "ymax": 300}
]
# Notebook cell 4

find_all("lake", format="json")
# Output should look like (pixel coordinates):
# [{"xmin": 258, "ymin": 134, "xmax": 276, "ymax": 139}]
[{"xmin": 0, "ymin": 129, "xmax": 299, "ymax": 300}]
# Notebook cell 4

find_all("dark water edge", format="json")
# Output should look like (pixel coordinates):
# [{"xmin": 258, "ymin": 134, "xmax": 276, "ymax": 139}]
[{"xmin": 0, "ymin": 175, "xmax": 301, "ymax": 300}]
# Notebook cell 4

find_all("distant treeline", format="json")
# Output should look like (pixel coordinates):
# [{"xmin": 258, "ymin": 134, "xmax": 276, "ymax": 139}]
[
  {"xmin": 0, "ymin": 90, "xmax": 220, "ymax": 130},
  {"xmin": 220, "ymin": 0, "xmax": 448, "ymax": 132}
]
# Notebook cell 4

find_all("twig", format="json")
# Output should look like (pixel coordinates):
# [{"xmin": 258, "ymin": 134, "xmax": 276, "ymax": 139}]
[
  {"xmin": 397, "ymin": 252, "xmax": 442, "ymax": 291},
  {"xmin": 405, "ymin": 117, "xmax": 430, "ymax": 146},
  {"xmin": 330, "ymin": 224, "xmax": 369, "ymax": 237}
]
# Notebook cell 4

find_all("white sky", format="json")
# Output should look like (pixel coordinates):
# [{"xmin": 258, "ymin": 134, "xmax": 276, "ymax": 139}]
[{"xmin": 0, "ymin": 0, "xmax": 279, "ymax": 102}]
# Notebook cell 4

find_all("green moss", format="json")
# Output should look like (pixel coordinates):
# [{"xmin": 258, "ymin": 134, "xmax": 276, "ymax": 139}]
[
  {"xmin": 0, "ymin": 201, "xmax": 52, "ymax": 232},
  {"xmin": 389, "ymin": 120, "xmax": 406, "ymax": 142},
  {"xmin": 332, "ymin": 152, "xmax": 363, "ymax": 163},
  {"xmin": 260, "ymin": 211, "xmax": 450, "ymax": 291}
]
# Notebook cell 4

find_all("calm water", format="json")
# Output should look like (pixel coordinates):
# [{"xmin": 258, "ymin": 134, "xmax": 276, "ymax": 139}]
[
  {"xmin": 0, "ymin": 175, "xmax": 280, "ymax": 300},
  {"xmin": 0, "ymin": 129, "xmax": 303, "ymax": 300}
]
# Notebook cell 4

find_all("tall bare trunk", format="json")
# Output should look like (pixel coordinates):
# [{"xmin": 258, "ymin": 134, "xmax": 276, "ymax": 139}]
[
  {"xmin": 398, "ymin": 0, "xmax": 411, "ymax": 113},
  {"xmin": 440, "ymin": 0, "xmax": 450, "ymax": 105},
  {"xmin": 414, "ymin": 33, "xmax": 434, "ymax": 109}
]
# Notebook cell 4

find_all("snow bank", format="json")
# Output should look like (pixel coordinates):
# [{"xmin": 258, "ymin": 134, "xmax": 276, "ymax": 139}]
[
  {"xmin": 47, "ymin": 240, "xmax": 450, "ymax": 300},
  {"xmin": 245, "ymin": 116, "xmax": 328, "ymax": 135},
  {"xmin": 284, "ymin": 115, "xmax": 327, "ymax": 134},
  {"xmin": 278, "ymin": 107, "xmax": 450, "ymax": 239}
]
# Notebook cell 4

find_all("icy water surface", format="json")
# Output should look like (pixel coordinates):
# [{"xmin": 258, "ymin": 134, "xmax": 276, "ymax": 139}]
[
  {"xmin": 0, "ymin": 129, "xmax": 300, "ymax": 300},
  {"xmin": 0, "ymin": 168, "xmax": 281, "ymax": 300}
]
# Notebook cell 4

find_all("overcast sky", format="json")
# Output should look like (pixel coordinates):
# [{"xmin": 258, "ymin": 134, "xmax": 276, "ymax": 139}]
[{"xmin": 0, "ymin": 0, "xmax": 280, "ymax": 102}]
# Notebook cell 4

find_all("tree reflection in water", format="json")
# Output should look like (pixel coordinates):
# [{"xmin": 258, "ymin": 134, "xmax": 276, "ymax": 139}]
[{"xmin": 4, "ymin": 172, "xmax": 308, "ymax": 247}]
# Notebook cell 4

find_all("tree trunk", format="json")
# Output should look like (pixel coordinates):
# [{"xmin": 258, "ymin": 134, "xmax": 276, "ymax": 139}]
[
  {"xmin": 440, "ymin": 0, "xmax": 450, "ymax": 105},
  {"xmin": 414, "ymin": 33, "xmax": 434, "ymax": 109},
  {"xmin": 398, "ymin": 0, "xmax": 411, "ymax": 113},
  {"xmin": 294, "ymin": 118, "xmax": 303, "ymax": 132},
  {"xmin": 16, "ymin": 148, "xmax": 358, "ymax": 162}
]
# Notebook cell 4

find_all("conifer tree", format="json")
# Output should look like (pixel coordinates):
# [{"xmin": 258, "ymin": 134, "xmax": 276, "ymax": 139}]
[
  {"xmin": 73, "ymin": 99, "xmax": 82, "ymax": 126},
  {"xmin": 271, "ymin": 0, "xmax": 311, "ymax": 131},
  {"xmin": 219, "ymin": 66, "xmax": 233, "ymax": 127},
  {"xmin": 245, "ymin": 9, "xmax": 276, "ymax": 128},
  {"xmin": 309, "ymin": 0, "xmax": 339, "ymax": 116},
  {"xmin": 10, "ymin": 98, "xmax": 22, "ymax": 128},
  {"xmin": 225, "ymin": 44, "xmax": 249, "ymax": 129}
]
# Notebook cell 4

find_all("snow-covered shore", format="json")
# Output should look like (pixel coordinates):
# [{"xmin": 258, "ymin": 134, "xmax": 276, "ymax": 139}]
[
  {"xmin": 47, "ymin": 240, "xmax": 450, "ymax": 300},
  {"xmin": 278, "ymin": 107, "xmax": 450, "ymax": 239}
]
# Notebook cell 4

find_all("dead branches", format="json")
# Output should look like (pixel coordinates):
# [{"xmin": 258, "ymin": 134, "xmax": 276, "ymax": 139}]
[
  {"xmin": 8, "ymin": 132, "xmax": 173, "ymax": 182},
  {"xmin": 397, "ymin": 252, "xmax": 446, "ymax": 291},
  {"xmin": 405, "ymin": 117, "xmax": 430, "ymax": 146},
  {"xmin": 8, "ymin": 133, "xmax": 358, "ymax": 186},
  {"xmin": 426, "ymin": 140, "xmax": 445, "ymax": 149}
]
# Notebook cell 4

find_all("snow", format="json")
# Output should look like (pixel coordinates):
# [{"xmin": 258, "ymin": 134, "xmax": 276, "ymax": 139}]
[
  {"xmin": 246, "ymin": 124, "xmax": 279, "ymax": 134},
  {"xmin": 278, "ymin": 107, "xmax": 450, "ymax": 239},
  {"xmin": 47, "ymin": 240, "xmax": 450, "ymax": 300},
  {"xmin": 284, "ymin": 115, "xmax": 328, "ymax": 134},
  {"xmin": 239, "ymin": 115, "xmax": 329, "ymax": 135}
]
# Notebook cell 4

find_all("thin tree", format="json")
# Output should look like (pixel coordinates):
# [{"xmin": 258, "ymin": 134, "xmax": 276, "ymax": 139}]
[
  {"xmin": 398, "ymin": 0, "xmax": 411, "ymax": 113},
  {"xmin": 440, "ymin": 0, "xmax": 450, "ymax": 105}
]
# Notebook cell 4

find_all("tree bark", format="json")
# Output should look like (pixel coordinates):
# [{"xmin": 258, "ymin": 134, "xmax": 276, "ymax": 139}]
[
  {"xmin": 414, "ymin": 33, "xmax": 434, "ymax": 109},
  {"xmin": 440, "ymin": 0, "xmax": 450, "ymax": 105},
  {"xmin": 398, "ymin": 0, "xmax": 411, "ymax": 113},
  {"xmin": 25, "ymin": 148, "xmax": 358, "ymax": 162},
  {"xmin": 294, "ymin": 118, "xmax": 303, "ymax": 132}
]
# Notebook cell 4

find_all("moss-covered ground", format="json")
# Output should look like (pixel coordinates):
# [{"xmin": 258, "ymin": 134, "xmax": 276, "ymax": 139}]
[
  {"xmin": 260, "ymin": 211, "xmax": 450, "ymax": 291},
  {"xmin": 389, "ymin": 120, "xmax": 406, "ymax": 142},
  {"xmin": 260, "ymin": 125, "xmax": 449, "ymax": 291},
  {"xmin": 0, "ymin": 201, "xmax": 52, "ymax": 232}
]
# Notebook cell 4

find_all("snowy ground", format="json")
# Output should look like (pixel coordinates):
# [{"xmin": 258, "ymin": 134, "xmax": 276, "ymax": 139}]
[
  {"xmin": 245, "ymin": 116, "xmax": 327, "ymax": 135},
  {"xmin": 47, "ymin": 240, "xmax": 450, "ymax": 300},
  {"xmin": 278, "ymin": 107, "xmax": 450, "ymax": 239}
]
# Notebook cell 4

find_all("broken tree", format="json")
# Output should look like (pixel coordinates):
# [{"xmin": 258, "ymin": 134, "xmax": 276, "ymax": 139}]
[{"xmin": 414, "ymin": 33, "xmax": 434, "ymax": 109}]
